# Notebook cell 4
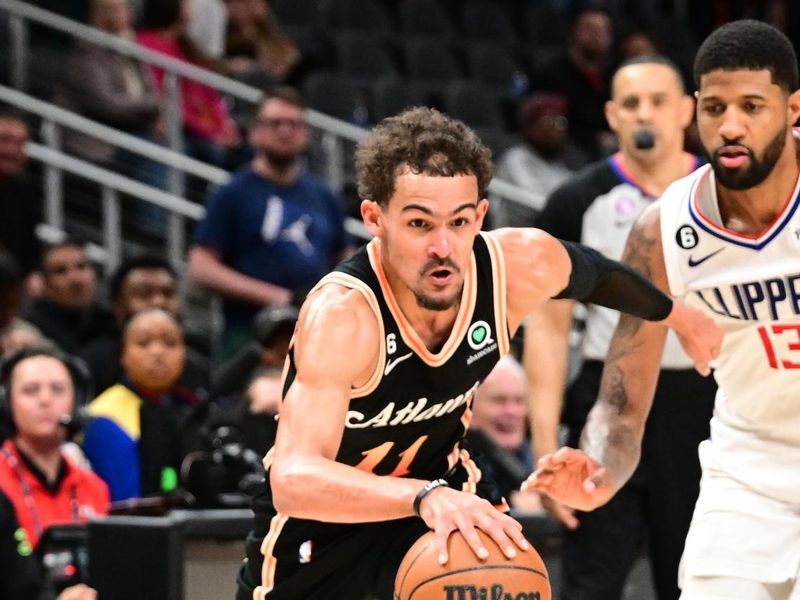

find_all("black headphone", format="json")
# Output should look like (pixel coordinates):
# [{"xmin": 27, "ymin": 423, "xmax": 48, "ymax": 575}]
[{"xmin": 0, "ymin": 347, "xmax": 93, "ymax": 436}]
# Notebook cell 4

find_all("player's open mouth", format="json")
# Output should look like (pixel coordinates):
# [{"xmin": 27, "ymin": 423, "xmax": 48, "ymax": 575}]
[
  {"xmin": 717, "ymin": 147, "xmax": 750, "ymax": 168},
  {"xmin": 428, "ymin": 269, "xmax": 453, "ymax": 285}
]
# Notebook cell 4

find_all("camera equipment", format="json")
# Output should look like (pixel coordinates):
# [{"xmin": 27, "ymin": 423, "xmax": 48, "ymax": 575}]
[{"xmin": 180, "ymin": 426, "xmax": 265, "ymax": 508}]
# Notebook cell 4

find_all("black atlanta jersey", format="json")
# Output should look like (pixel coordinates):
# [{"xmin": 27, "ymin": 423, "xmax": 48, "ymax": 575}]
[
  {"xmin": 278, "ymin": 231, "xmax": 511, "ymax": 484},
  {"xmin": 243, "ymin": 232, "xmax": 511, "ymax": 599}
]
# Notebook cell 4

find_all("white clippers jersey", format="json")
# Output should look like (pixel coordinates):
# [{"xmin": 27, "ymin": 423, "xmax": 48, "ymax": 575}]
[{"xmin": 660, "ymin": 164, "xmax": 800, "ymax": 502}]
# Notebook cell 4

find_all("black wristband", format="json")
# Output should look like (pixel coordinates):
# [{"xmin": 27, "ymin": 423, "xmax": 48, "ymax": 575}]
[{"xmin": 413, "ymin": 479, "xmax": 449, "ymax": 517}]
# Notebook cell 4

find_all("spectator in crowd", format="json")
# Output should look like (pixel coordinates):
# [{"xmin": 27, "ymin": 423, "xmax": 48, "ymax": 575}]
[
  {"xmin": 22, "ymin": 241, "xmax": 117, "ymax": 393},
  {"xmin": 59, "ymin": 0, "xmax": 164, "ymax": 182},
  {"xmin": 223, "ymin": 0, "xmax": 301, "ymax": 86},
  {"xmin": 89, "ymin": 255, "xmax": 210, "ymax": 396},
  {"xmin": 491, "ymin": 94, "xmax": 575, "ymax": 228},
  {"xmin": 535, "ymin": 5, "xmax": 615, "ymax": 160},
  {"xmin": 186, "ymin": 0, "xmax": 228, "ymax": 60},
  {"xmin": 188, "ymin": 87, "xmax": 352, "ymax": 357},
  {"xmin": 0, "ymin": 348, "xmax": 109, "ymax": 549},
  {"xmin": 0, "ymin": 113, "xmax": 43, "ymax": 289},
  {"xmin": 59, "ymin": 0, "xmax": 171, "ymax": 233},
  {"xmin": 523, "ymin": 55, "xmax": 716, "ymax": 600},
  {"xmin": 83, "ymin": 308, "xmax": 200, "ymax": 501},
  {"xmin": 137, "ymin": 0, "xmax": 240, "ymax": 168},
  {"xmin": 0, "ymin": 253, "xmax": 49, "ymax": 368},
  {"xmin": 463, "ymin": 355, "xmax": 539, "ymax": 511}
]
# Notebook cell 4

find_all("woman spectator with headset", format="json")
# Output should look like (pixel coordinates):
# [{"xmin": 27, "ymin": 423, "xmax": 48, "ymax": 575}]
[{"xmin": 0, "ymin": 348, "xmax": 109, "ymax": 551}]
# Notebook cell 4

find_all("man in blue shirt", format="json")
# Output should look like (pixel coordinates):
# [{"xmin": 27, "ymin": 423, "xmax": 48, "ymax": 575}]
[{"xmin": 189, "ymin": 87, "xmax": 352, "ymax": 356}]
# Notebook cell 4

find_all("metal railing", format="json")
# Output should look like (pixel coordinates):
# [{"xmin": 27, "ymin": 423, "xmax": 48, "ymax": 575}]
[{"xmin": 0, "ymin": 0, "xmax": 545, "ymax": 264}]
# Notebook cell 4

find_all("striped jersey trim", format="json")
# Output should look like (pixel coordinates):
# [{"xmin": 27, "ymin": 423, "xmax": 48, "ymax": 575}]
[
  {"xmin": 367, "ymin": 239, "xmax": 477, "ymax": 367},
  {"xmin": 310, "ymin": 271, "xmax": 387, "ymax": 398},
  {"xmin": 689, "ymin": 165, "xmax": 800, "ymax": 249},
  {"xmin": 481, "ymin": 231, "xmax": 510, "ymax": 356}
]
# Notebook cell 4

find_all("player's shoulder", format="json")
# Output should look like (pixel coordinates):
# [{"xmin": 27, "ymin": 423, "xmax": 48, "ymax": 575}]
[
  {"xmin": 294, "ymin": 282, "xmax": 380, "ymax": 379},
  {"xmin": 298, "ymin": 283, "xmax": 380, "ymax": 347}
]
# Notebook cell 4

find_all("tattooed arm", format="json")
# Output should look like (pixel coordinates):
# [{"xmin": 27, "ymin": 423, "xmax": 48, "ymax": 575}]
[{"xmin": 522, "ymin": 205, "xmax": 700, "ymax": 510}]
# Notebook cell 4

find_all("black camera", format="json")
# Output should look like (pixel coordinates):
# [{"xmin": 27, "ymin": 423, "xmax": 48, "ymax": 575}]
[{"xmin": 180, "ymin": 425, "xmax": 265, "ymax": 508}]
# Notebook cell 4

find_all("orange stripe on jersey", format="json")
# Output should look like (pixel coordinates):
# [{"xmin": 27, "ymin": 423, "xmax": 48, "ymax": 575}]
[
  {"xmin": 260, "ymin": 513, "xmax": 289, "ymax": 594},
  {"xmin": 481, "ymin": 232, "xmax": 510, "ymax": 356},
  {"xmin": 446, "ymin": 444, "xmax": 460, "ymax": 471},
  {"xmin": 262, "ymin": 446, "xmax": 276, "ymax": 471},
  {"xmin": 312, "ymin": 271, "xmax": 387, "ymax": 398},
  {"xmin": 459, "ymin": 448, "xmax": 482, "ymax": 495},
  {"xmin": 460, "ymin": 405, "xmax": 473, "ymax": 431},
  {"xmin": 367, "ymin": 239, "xmax": 477, "ymax": 367}
]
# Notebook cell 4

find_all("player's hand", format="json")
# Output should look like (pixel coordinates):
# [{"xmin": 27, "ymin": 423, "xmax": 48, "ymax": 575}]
[
  {"xmin": 663, "ymin": 300, "xmax": 723, "ymax": 376},
  {"xmin": 539, "ymin": 494, "xmax": 580, "ymax": 530},
  {"xmin": 521, "ymin": 447, "xmax": 615, "ymax": 512},
  {"xmin": 417, "ymin": 486, "xmax": 530, "ymax": 565}
]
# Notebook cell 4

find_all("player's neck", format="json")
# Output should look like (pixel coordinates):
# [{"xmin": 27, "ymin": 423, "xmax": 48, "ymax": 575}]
[
  {"xmin": 716, "ymin": 148, "xmax": 800, "ymax": 235},
  {"xmin": 617, "ymin": 149, "xmax": 693, "ymax": 197}
]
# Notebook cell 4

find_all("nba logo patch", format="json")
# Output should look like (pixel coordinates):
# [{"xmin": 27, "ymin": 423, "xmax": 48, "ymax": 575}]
[{"xmin": 298, "ymin": 540, "xmax": 314, "ymax": 564}]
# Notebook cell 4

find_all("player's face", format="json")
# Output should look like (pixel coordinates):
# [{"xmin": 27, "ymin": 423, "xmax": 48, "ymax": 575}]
[
  {"xmin": 363, "ymin": 170, "xmax": 488, "ymax": 312},
  {"xmin": 606, "ymin": 63, "xmax": 693, "ymax": 159},
  {"xmin": 697, "ymin": 69, "xmax": 800, "ymax": 190}
]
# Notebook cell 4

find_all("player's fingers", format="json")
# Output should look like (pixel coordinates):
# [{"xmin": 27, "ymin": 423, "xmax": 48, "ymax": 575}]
[
  {"xmin": 496, "ymin": 514, "xmax": 530, "ymax": 552},
  {"xmin": 431, "ymin": 524, "xmax": 454, "ymax": 565},
  {"xmin": 583, "ymin": 466, "xmax": 610, "ymax": 495},
  {"xmin": 454, "ymin": 513, "xmax": 490, "ymax": 560},
  {"xmin": 553, "ymin": 503, "xmax": 580, "ymax": 530},
  {"xmin": 694, "ymin": 360, "xmax": 711, "ymax": 377}
]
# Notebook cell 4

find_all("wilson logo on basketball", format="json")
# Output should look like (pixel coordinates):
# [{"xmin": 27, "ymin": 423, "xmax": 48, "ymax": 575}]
[{"xmin": 443, "ymin": 584, "xmax": 540, "ymax": 600}]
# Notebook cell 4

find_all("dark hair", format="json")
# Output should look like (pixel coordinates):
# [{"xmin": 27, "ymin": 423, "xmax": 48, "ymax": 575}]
[
  {"xmin": 40, "ymin": 237, "xmax": 89, "ymax": 274},
  {"xmin": 568, "ymin": 3, "xmax": 611, "ymax": 33},
  {"xmin": 121, "ymin": 307, "xmax": 183, "ymax": 341},
  {"xmin": 109, "ymin": 255, "xmax": 177, "ymax": 304},
  {"xmin": 355, "ymin": 107, "xmax": 493, "ymax": 206},
  {"xmin": 0, "ymin": 252, "xmax": 22, "ymax": 296},
  {"xmin": 694, "ymin": 19, "xmax": 799, "ymax": 93},
  {"xmin": 615, "ymin": 54, "xmax": 686, "ymax": 93},
  {"xmin": 266, "ymin": 86, "xmax": 305, "ymax": 110},
  {"xmin": 141, "ymin": 0, "xmax": 211, "ymax": 67}
]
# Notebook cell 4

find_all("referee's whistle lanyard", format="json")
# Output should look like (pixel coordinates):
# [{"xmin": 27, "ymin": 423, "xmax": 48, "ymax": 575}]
[{"xmin": 1, "ymin": 443, "xmax": 80, "ymax": 539}]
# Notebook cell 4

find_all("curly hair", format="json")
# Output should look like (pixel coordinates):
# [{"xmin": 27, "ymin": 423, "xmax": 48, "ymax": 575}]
[
  {"xmin": 694, "ymin": 19, "xmax": 798, "ymax": 93},
  {"xmin": 355, "ymin": 107, "xmax": 493, "ymax": 206}
]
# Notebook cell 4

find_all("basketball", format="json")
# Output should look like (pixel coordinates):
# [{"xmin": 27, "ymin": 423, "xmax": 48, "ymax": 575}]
[{"xmin": 394, "ymin": 529, "xmax": 550, "ymax": 600}]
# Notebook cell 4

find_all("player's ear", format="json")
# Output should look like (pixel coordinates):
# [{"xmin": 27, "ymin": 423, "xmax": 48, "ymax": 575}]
[
  {"xmin": 475, "ymin": 198, "xmax": 489, "ymax": 229},
  {"xmin": 786, "ymin": 88, "xmax": 800, "ymax": 128},
  {"xmin": 361, "ymin": 199, "xmax": 383, "ymax": 237}
]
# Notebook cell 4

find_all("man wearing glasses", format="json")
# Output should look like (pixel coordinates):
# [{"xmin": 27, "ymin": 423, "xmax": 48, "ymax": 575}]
[{"xmin": 189, "ymin": 87, "xmax": 353, "ymax": 358}]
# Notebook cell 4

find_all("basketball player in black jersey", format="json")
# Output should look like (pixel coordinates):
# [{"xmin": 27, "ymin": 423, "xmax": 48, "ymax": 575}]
[{"xmin": 236, "ymin": 107, "xmax": 722, "ymax": 600}]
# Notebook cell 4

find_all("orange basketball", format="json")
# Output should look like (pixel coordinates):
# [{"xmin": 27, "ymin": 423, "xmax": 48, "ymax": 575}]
[{"xmin": 394, "ymin": 529, "xmax": 551, "ymax": 600}]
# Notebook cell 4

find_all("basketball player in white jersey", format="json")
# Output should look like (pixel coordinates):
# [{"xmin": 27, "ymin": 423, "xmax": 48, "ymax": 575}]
[{"xmin": 525, "ymin": 19, "xmax": 800, "ymax": 600}]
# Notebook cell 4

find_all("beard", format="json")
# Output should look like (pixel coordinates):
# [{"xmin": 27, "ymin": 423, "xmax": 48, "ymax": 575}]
[
  {"xmin": 413, "ymin": 257, "xmax": 461, "ymax": 311},
  {"xmin": 707, "ymin": 126, "xmax": 786, "ymax": 190},
  {"xmin": 414, "ymin": 287, "xmax": 462, "ymax": 311},
  {"xmin": 261, "ymin": 149, "xmax": 298, "ymax": 172}
]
